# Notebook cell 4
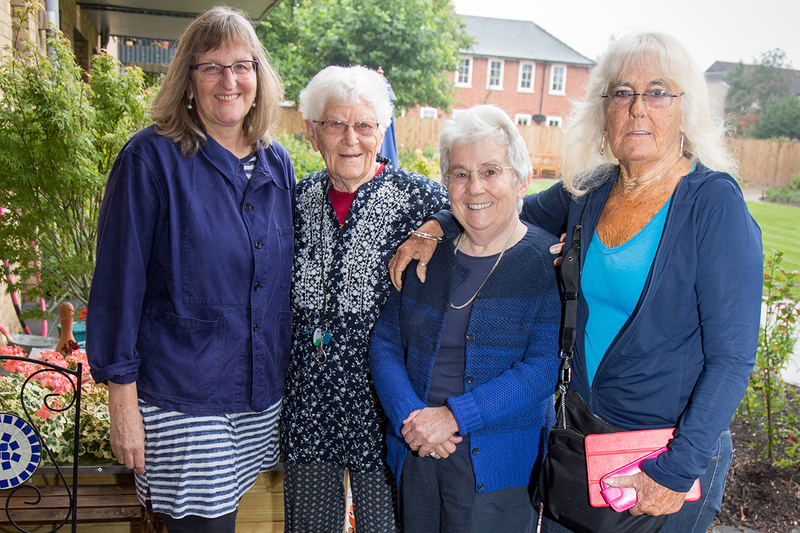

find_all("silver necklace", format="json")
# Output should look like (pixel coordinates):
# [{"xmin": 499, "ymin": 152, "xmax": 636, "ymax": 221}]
[
  {"xmin": 620, "ymin": 156, "xmax": 683, "ymax": 192},
  {"xmin": 450, "ymin": 223, "xmax": 519, "ymax": 310}
]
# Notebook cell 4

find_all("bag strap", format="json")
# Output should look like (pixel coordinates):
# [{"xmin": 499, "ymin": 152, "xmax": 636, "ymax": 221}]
[{"xmin": 556, "ymin": 223, "xmax": 582, "ymax": 428}]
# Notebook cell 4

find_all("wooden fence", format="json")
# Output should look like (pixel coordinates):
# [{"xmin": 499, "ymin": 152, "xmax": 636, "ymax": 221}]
[{"xmin": 276, "ymin": 109, "xmax": 799, "ymax": 188}]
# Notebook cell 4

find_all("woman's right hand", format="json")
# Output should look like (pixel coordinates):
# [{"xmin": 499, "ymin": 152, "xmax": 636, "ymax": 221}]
[
  {"xmin": 108, "ymin": 381, "xmax": 146, "ymax": 475},
  {"xmin": 388, "ymin": 220, "xmax": 444, "ymax": 290}
]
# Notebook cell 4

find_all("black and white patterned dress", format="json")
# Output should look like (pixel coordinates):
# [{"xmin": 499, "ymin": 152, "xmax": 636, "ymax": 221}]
[{"xmin": 281, "ymin": 165, "xmax": 448, "ymax": 472}]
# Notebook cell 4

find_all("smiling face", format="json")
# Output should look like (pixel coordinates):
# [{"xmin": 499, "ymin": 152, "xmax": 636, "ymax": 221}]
[
  {"xmin": 447, "ymin": 141, "xmax": 528, "ymax": 246},
  {"xmin": 188, "ymin": 44, "xmax": 257, "ymax": 144},
  {"xmin": 604, "ymin": 66, "xmax": 683, "ymax": 172},
  {"xmin": 306, "ymin": 101, "xmax": 385, "ymax": 193}
]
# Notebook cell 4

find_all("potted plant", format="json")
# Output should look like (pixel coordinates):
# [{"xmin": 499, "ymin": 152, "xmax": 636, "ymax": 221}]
[{"xmin": 0, "ymin": 0, "xmax": 152, "ymax": 322}]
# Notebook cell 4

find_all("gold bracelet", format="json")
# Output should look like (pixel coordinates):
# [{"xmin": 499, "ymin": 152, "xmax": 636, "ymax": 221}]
[{"xmin": 408, "ymin": 230, "xmax": 443, "ymax": 243}]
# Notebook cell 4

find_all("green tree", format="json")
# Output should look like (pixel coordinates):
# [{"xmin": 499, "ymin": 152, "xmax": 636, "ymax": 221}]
[
  {"xmin": 0, "ymin": 1, "xmax": 151, "ymax": 312},
  {"xmin": 257, "ymin": 0, "xmax": 473, "ymax": 111},
  {"xmin": 725, "ymin": 49, "xmax": 794, "ymax": 120},
  {"xmin": 751, "ymin": 96, "xmax": 800, "ymax": 140}
]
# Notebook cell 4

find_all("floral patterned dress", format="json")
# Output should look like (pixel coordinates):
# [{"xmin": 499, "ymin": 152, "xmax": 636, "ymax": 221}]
[{"xmin": 281, "ymin": 165, "xmax": 448, "ymax": 472}]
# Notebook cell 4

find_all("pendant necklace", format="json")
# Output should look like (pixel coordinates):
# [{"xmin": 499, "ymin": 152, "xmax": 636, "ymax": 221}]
[{"xmin": 450, "ymin": 223, "xmax": 519, "ymax": 310}]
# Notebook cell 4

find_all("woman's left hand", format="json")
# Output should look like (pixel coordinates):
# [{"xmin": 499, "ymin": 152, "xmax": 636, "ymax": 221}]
[
  {"xmin": 605, "ymin": 471, "xmax": 687, "ymax": 516},
  {"xmin": 402, "ymin": 407, "xmax": 461, "ymax": 456}
]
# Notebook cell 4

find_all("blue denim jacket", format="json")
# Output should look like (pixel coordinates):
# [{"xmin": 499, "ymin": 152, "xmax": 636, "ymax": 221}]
[{"xmin": 87, "ymin": 126, "xmax": 295, "ymax": 414}]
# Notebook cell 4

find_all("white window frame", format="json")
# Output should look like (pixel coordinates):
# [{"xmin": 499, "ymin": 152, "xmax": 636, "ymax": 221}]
[
  {"xmin": 455, "ymin": 56, "xmax": 472, "ymax": 88},
  {"xmin": 517, "ymin": 62, "xmax": 535, "ymax": 93},
  {"xmin": 546, "ymin": 116, "xmax": 563, "ymax": 127},
  {"xmin": 486, "ymin": 58, "xmax": 504, "ymax": 90},
  {"xmin": 420, "ymin": 106, "xmax": 437, "ymax": 119},
  {"xmin": 515, "ymin": 113, "xmax": 532, "ymax": 126},
  {"xmin": 549, "ymin": 64, "xmax": 566, "ymax": 95}
]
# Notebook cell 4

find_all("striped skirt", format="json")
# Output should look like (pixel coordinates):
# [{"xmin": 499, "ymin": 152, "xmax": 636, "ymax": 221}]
[{"xmin": 135, "ymin": 399, "xmax": 281, "ymax": 519}]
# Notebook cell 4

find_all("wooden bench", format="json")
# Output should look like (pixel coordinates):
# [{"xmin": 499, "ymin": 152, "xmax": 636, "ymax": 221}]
[
  {"xmin": 0, "ymin": 465, "xmax": 163, "ymax": 533},
  {"xmin": 531, "ymin": 153, "xmax": 562, "ymax": 180}
]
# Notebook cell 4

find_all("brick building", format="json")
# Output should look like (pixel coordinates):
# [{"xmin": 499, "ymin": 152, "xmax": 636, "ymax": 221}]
[{"xmin": 410, "ymin": 15, "xmax": 594, "ymax": 127}]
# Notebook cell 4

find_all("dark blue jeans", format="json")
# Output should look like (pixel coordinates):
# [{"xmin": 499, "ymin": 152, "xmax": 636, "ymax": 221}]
[{"xmin": 541, "ymin": 430, "xmax": 732, "ymax": 533}]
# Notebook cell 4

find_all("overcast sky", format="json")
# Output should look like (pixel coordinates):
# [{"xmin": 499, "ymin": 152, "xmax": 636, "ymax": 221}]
[{"xmin": 451, "ymin": 0, "xmax": 800, "ymax": 71}]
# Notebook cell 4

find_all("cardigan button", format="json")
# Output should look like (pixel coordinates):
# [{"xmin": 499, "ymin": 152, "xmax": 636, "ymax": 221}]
[
  {"xmin": 254, "ymin": 241, "xmax": 263, "ymax": 249},
  {"xmin": 472, "ymin": 447, "xmax": 479, "ymax": 455},
  {"xmin": 253, "ymin": 324, "xmax": 259, "ymax": 332},
  {"xmin": 465, "ymin": 333, "xmax": 474, "ymax": 342},
  {"xmin": 254, "ymin": 282, "xmax": 261, "ymax": 291},
  {"xmin": 244, "ymin": 203, "xmax": 253, "ymax": 212},
  {"xmin": 465, "ymin": 375, "xmax": 473, "ymax": 383},
  {"xmin": 477, "ymin": 482, "xmax": 484, "ymax": 490}
]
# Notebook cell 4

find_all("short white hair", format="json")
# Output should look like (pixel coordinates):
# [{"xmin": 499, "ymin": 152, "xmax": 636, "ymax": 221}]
[
  {"xmin": 438, "ymin": 105, "xmax": 532, "ymax": 187},
  {"xmin": 298, "ymin": 65, "xmax": 393, "ymax": 131},
  {"xmin": 562, "ymin": 31, "xmax": 738, "ymax": 196}
]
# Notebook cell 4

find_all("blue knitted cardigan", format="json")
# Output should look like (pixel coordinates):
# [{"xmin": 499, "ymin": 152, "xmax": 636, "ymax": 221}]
[{"xmin": 369, "ymin": 222, "xmax": 561, "ymax": 493}]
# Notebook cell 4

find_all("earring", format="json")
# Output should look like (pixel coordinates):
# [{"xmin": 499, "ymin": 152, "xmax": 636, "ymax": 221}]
[
  {"xmin": 600, "ymin": 131, "xmax": 605, "ymax": 156},
  {"xmin": 679, "ymin": 132, "xmax": 685, "ymax": 157},
  {"xmin": 187, "ymin": 99, "xmax": 193, "ymax": 110},
  {"xmin": 252, "ymin": 101, "xmax": 257, "ymax": 108}
]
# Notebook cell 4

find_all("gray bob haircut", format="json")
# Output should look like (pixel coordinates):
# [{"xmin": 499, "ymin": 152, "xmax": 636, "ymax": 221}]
[
  {"xmin": 562, "ymin": 30, "xmax": 737, "ymax": 196},
  {"xmin": 439, "ymin": 105, "xmax": 532, "ymax": 187},
  {"xmin": 149, "ymin": 5, "xmax": 283, "ymax": 155},
  {"xmin": 298, "ymin": 66, "xmax": 393, "ymax": 131}
]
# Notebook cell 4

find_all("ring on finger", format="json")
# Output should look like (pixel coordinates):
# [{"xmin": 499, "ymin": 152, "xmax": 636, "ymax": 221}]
[
  {"xmin": 429, "ymin": 451, "xmax": 438, "ymax": 459},
  {"xmin": 418, "ymin": 262, "xmax": 427, "ymax": 267}
]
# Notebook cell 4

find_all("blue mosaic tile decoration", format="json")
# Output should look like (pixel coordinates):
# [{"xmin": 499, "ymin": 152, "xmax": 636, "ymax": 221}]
[{"xmin": 0, "ymin": 413, "xmax": 41, "ymax": 489}]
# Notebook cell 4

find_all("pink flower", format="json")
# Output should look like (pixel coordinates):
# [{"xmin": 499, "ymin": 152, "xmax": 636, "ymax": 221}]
[{"xmin": 35, "ymin": 409, "xmax": 51, "ymax": 419}]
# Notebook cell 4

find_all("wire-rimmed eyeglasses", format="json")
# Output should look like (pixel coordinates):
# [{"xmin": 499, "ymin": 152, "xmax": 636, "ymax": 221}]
[
  {"xmin": 313, "ymin": 120, "xmax": 380, "ymax": 137},
  {"xmin": 602, "ymin": 89, "xmax": 684, "ymax": 109},
  {"xmin": 191, "ymin": 61, "xmax": 259, "ymax": 82},
  {"xmin": 445, "ymin": 164, "xmax": 512, "ymax": 183}
]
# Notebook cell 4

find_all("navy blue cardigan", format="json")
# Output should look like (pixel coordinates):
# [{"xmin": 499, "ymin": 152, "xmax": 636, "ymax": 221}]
[{"xmin": 369, "ymin": 223, "xmax": 561, "ymax": 493}]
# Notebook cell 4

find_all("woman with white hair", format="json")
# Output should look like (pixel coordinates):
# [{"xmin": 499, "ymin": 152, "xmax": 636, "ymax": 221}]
[
  {"xmin": 370, "ymin": 104, "xmax": 561, "ymax": 532},
  {"xmin": 280, "ymin": 65, "xmax": 448, "ymax": 532},
  {"xmin": 391, "ymin": 32, "xmax": 762, "ymax": 532}
]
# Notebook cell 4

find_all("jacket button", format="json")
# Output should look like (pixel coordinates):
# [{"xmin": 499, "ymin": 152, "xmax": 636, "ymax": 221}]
[
  {"xmin": 477, "ymin": 483, "xmax": 484, "ymax": 490},
  {"xmin": 254, "ymin": 241, "xmax": 263, "ymax": 249},
  {"xmin": 465, "ymin": 375, "xmax": 473, "ymax": 383},
  {"xmin": 254, "ymin": 282, "xmax": 261, "ymax": 291},
  {"xmin": 465, "ymin": 333, "xmax": 474, "ymax": 341},
  {"xmin": 244, "ymin": 203, "xmax": 253, "ymax": 212},
  {"xmin": 472, "ymin": 448, "xmax": 479, "ymax": 455},
  {"xmin": 253, "ymin": 324, "xmax": 259, "ymax": 332}
]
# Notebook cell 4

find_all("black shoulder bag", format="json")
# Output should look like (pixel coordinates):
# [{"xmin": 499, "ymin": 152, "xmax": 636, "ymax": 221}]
[{"xmin": 535, "ymin": 225, "xmax": 668, "ymax": 533}]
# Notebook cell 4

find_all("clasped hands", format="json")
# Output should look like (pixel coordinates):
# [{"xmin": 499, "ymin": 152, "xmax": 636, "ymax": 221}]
[{"xmin": 401, "ymin": 406, "xmax": 462, "ymax": 459}]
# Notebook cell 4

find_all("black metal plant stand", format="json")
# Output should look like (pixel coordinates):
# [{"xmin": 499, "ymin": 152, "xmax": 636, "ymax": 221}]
[{"xmin": 0, "ymin": 355, "xmax": 81, "ymax": 533}]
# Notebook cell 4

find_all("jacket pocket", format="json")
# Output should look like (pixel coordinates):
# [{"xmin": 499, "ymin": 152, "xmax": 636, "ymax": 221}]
[{"xmin": 137, "ymin": 306, "xmax": 226, "ymax": 402}]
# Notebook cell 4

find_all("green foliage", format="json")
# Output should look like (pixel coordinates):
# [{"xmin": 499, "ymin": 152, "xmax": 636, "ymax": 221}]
[
  {"xmin": 746, "ymin": 201, "xmax": 800, "ymax": 291},
  {"xmin": 738, "ymin": 252, "xmax": 799, "ymax": 464},
  {"xmin": 257, "ymin": 0, "xmax": 473, "ymax": 111},
  {"xmin": 763, "ymin": 175, "xmax": 800, "ymax": 205},
  {"xmin": 275, "ymin": 133, "xmax": 325, "ymax": 180},
  {"xmin": 399, "ymin": 146, "xmax": 439, "ymax": 180},
  {"xmin": 0, "ymin": 2, "xmax": 151, "ymax": 313},
  {"xmin": 751, "ymin": 96, "xmax": 800, "ymax": 140}
]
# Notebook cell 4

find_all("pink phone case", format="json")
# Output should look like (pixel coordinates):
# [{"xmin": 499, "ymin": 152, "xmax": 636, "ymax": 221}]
[{"xmin": 600, "ymin": 447, "xmax": 668, "ymax": 511}]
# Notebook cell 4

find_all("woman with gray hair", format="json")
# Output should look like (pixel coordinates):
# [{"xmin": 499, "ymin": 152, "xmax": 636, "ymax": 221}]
[
  {"xmin": 370, "ymin": 104, "xmax": 561, "ymax": 532},
  {"xmin": 391, "ymin": 32, "xmax": 762, "ymax": 533},
  {"xmin": 281, "ymin": 65, "xmax": 448, "ymax": 532}
]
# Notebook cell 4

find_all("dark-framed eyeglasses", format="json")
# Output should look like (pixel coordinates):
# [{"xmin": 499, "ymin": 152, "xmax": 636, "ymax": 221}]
[
  {"xmin": 602, "ymin": 89, "xmax": 684, "ymax": 109},
  {"xmin": 446, "ymin": 164, "xmax": 512, "ymax": 183},
  {"xmin": 313, "ymin": 120, "xmax": 380, "ymax": 137},
  {"xmin": 191, "ymin": 60, "xmax": 258, "ymax": 82}
]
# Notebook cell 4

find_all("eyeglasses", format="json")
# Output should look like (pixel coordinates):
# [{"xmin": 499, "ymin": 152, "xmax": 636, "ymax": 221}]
[
  {"xmin": 602, "ymin": 89, "xmax": 684, "ymax": 109},
  {"xmin": 446, "ymin": 164, "xmax": 512, "ymax": 183},
  {"xmin": 191, "ymin": 60, "xmax": 258, "ymax": 82},
  {"xmin": 313, "ymin": 120, "xmax": 380, "ymax": 137}
]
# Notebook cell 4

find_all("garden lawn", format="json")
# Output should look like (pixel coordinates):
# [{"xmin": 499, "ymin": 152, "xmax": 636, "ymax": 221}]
[{"xmin": 747, "ymin": 201, "xmax": 800, "ymax": 280}]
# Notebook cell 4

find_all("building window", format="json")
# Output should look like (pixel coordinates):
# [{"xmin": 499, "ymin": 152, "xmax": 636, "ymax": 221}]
[
  {"xmin": 549, "ymin": 64, "xmax": 566, "ymax": 94},
  {"xmin": 515, "ymin": 114, "xmax": 532, "ymax": 126},
  {"xmin": 487, "ymin": 59, "xmax": 504, "ymax": 89},
  {"xmin": 518, "ymin": 62, "xmax": 535, "ymax": 92},
  {"xmin": 420, "ymin": 106, "xmax": 437, "ymax": 119},
  {"xmin": 546, "ymin": 116, "xmax": 563, "ymax": 127},
  {"xmin": 456, "ymin": 57, "xmax": 472, "ymax": 87}
]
